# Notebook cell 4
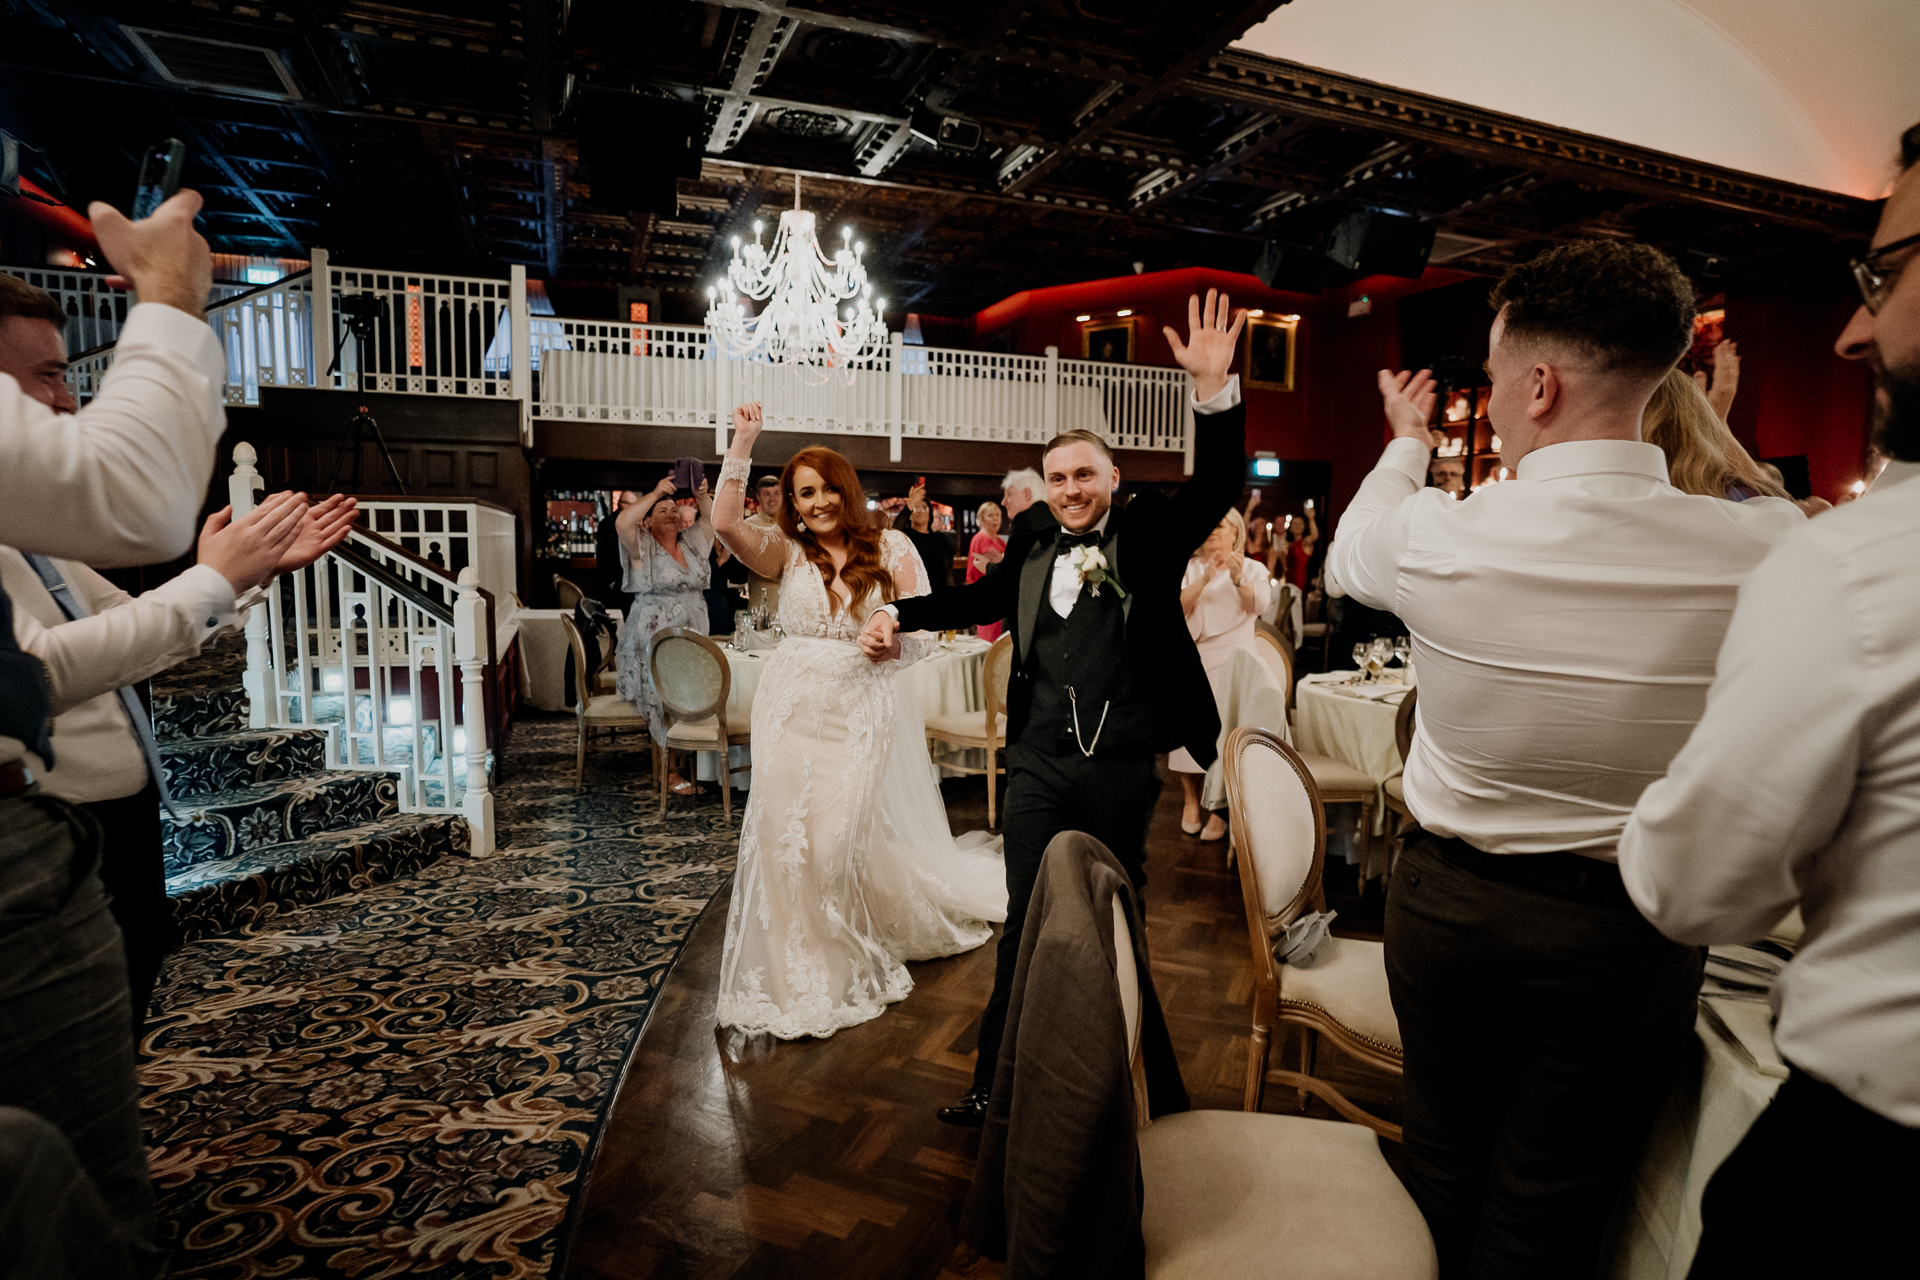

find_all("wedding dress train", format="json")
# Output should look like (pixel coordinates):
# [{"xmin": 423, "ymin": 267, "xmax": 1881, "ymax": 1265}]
[{"xmin": 717, "ymin": 526, "xmax": 1007, "ymax": 1039}]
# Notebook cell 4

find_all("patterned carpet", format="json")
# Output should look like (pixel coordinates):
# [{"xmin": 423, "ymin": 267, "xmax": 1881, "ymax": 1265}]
[{"xmin": 139, "ymin": 716, "xmax": 738, "ymax": 1279}]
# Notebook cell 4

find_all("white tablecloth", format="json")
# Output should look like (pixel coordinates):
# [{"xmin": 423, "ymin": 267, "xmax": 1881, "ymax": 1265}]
[
  {"xmin": 1606, "ymin": 1003, "xmax": 1784, "ymax": 1279},
  {"xmin": 1293, "ymin": 670, "xmax": 1408, "ymax": 822},
  {"xmin": 513, "ymin": 607, "xmax": 623, "ymax": 711}
]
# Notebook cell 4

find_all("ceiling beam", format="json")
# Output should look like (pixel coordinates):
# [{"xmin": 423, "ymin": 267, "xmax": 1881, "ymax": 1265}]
[{"xmin": 1190, "ymin": 51, "xmax": 1876, "ymax": 236}]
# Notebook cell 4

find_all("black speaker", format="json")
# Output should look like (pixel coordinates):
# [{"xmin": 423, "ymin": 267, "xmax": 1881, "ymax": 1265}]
[
  {"xmin": 1326, "ymin": 209, "xmax": 1436, "ymax": 279},
  {"xmin": 1252, "ymin": 239, "xmax": 1339, "ymax": 293},
  {"xmin": 577, "ymin": 88, "xmax": 703, "ymax": 215}
]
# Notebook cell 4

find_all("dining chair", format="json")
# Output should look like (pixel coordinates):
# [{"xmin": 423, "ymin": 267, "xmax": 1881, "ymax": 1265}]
[
  {"xmin": 921, "ymin": 635, "xmax": 1012, "ymax": 827},
  {"xmin": 648, "ymin": 627, "xmax": 751, "ymax": 825},
  {"xmin": 1222, "ymin": 725, "xmax": 1405, "ymax": 1141},
  {"xmin": 560, "ymin": 614, "xmax": 649, "ymax": 793},
  {"xmin": 553, "ymin": 575, "xmax": 585, "ymax": 612},
  {"xmin": 1381, "ymin": 687, "xmax": 1419, "ymax": 877},
  {"xmin": 1120, "ymin": 883, "xmax": 1435, "ymax": 1277},
  {"xmin": 1252, "ymin": 620, "xmax": 1295, "ymax": 720}
]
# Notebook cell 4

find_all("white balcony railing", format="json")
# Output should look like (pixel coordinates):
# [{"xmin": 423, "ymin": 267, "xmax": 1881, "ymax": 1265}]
[{"xmin": 48, "ymin": 249, "xmax": 1196, "ymax": 463}]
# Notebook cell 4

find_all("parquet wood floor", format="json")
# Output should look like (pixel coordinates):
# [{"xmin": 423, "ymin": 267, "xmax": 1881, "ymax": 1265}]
[{"xmin": 564, "ymin": 765, "xmax": 1401, "ymax": 1280}]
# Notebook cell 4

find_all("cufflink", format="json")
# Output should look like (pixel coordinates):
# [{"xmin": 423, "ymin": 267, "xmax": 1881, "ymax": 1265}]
[{"xmin": 207, "ymin": 617, "xmax": 218, "ymax": 627}]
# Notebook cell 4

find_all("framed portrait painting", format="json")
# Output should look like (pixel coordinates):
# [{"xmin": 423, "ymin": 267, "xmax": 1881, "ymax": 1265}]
[
  {"xmin": 1081, "ymin": 317, "xmax": 1134, "ymax": 364},
  {"xmin": 1244, "ymin": 314, "xmax": 1298, "ymax": 391}
]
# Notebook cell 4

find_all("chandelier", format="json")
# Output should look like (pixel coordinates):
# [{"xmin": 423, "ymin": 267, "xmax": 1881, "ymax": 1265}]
[{"xmin": 705, "ymin": 175, "xmax": 888, "ymax": 382}]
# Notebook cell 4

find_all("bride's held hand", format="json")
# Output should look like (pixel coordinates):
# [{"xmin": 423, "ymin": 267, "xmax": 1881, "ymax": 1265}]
[{"xmin": 859, "ymin": 610, "xmax": 902, "ymax": 663}]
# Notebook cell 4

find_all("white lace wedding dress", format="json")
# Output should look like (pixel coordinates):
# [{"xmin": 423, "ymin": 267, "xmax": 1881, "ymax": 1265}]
[{"xmin": 716, "ymin": 525, "xmax": 1007, "ymax": 1039}]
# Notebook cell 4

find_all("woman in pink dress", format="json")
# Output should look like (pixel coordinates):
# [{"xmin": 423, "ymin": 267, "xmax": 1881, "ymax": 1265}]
[
  {"xmin": 965, "ymin": 500, "xmax": 1008, "ymax": 641},
  {"xmin": 1170, "ymin": 507, "xmax": 1272, "ymax": 840}
]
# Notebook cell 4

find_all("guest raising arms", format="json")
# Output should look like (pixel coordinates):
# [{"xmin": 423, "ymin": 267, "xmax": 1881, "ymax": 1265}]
[
  {"xmin": 613, "ymin": 475, "xmax": 713, "ymax": 799},
  {"xmin": 966, "ymin": 501, "xmax": 1007, "ymax": 640},
  {"xmin": 1170, "ymin": 507, "xmax": 1271, "ymax": 841}
]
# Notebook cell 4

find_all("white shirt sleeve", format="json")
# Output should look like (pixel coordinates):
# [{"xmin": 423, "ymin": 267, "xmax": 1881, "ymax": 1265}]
[
  {"xmin": 1618, "ymin": 530, "xmax": 1861, "ymax": 943},
  {"xmin": 18, "ymin": 561, "xmax": 240, "ymax": 714},
  {"xmin": 0, "ymin": 303, "xmax": 225, "ymax": 566},
  {"xmin": 1324, "ymin": 436, "xmax": 1429, "ymax": 608},
  {"xmin": 1191, "ymin": 374, "xmax": 1241, "ymax": 415}
]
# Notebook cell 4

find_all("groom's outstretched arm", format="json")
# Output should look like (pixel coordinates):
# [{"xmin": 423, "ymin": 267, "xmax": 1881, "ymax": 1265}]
[{"xmin": 1153, "ymin": 292, "xmax": 1249, "ymax": 573}]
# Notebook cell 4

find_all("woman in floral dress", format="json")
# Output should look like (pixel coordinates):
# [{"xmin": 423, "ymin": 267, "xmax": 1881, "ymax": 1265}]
[
  {"xmin": 711, "ymin": 402, "xmax": 1005, "ymax": 1039},
  {"xmin": 614, "ymin": 475, "xmax": 712, "ymax": 798}
]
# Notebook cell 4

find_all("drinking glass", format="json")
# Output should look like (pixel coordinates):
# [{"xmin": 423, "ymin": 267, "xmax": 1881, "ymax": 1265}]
[
  {"xmin": 1351, "ymin": 642, "xmax": 1368, "ymax": 674},
  {"xmin": 1393, "ymin": 635, "xmax": 1411, "ymax": 668},
  {"xmin": 1366, "ymin": 637, "xmax": 1391, "ymax": 682}
]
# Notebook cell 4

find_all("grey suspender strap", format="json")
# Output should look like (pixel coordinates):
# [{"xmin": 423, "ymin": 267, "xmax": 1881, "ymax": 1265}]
[{"xmin": 23, "ymin": 554, "xmax": 179, "ymax": 817}]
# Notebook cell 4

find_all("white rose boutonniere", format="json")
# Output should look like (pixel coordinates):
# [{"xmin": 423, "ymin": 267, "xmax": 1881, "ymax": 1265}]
[{"xmin": 1067, "ymin": 543, "xmax": 1128, "ymax": 599}]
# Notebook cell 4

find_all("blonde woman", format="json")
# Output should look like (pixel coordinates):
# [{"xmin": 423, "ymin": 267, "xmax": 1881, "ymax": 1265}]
[
  {"xmin": 1171, "ymin": 506, "xmax": 1271, "ymax": 840},
  {"xmin": 1642, "ymin": 369, "xmax": 1792, "ymax": 502}
]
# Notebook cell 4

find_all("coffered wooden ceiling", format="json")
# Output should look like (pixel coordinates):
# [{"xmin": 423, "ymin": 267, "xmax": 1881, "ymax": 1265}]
[{"xmin": 0, "ymin": 1, "xmax": 1881, "ymax": 316}]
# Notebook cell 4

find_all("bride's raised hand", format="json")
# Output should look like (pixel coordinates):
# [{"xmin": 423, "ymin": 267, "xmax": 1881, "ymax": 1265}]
[{"xmin": 731, "ymin": 401, "xmax": 764, "ymax": 451}]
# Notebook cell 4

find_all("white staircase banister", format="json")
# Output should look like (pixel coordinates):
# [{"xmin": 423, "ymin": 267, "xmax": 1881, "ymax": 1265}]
[{"xmin": 455, "ymin": 567, "xmax": 495, "ymax": 856}]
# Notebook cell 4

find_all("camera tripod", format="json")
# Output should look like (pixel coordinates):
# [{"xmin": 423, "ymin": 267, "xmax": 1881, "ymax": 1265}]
[{"xmin": 323, "ymin": 298, "xmax": 409, "ymax": 495}]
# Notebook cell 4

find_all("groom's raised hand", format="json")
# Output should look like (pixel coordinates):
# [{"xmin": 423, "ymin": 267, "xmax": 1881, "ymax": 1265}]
[
  {"xmin": 1163, "ymin": 288, "xmax": 1245, "ymax": 403},
  {"xmin": 858, "ymin": 610, "xmax": 902, "ymax": 663}
]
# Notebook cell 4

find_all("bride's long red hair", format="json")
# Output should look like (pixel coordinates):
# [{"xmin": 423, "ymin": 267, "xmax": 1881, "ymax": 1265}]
[{"xmin": 777, "ymin": 446, "xmax": 895, "ymax": 614}]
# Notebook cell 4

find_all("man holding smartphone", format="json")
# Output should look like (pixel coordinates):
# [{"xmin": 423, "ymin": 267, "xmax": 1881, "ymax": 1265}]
[{"xmin": 1, "ymin": 185, "xmax": 221, "ymax": 1280}]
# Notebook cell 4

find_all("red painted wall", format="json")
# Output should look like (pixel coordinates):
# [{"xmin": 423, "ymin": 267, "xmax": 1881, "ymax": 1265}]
[
  {"xmin": 972, "ymin": 264, "xmax": 1475, "ymax": 521},
  {"xmin": 1720, "ymin": 288, "xmax": 1876, "ymax": 503}
]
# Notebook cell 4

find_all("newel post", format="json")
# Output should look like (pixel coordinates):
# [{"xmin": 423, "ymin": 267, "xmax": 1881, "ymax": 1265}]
[
  {"xmin": 509, "ymin": 264, "xmax": 532, "ymax": 447},
  {"xmin": 230, "ymin": 443, "xmax": 273, "ymax": 728},
  {"xmin": 455, "ymin": 566, "xmax": 496, "ymax": 855},
  {"xmin": 887, "ymin": 330, "xmax": 904, "ymax": 462},
  {"xmin": 1043, "ymin": 345, "xmax": 1060, "ymax": 440}
]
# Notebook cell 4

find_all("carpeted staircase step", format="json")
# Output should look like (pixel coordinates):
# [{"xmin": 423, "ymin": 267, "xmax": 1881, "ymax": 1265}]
[
  {"xmin": 159, "ymin": 727, "xmax": 332, "ymax": 802},
  {"xmin": 162, "ymin": 771, "xmax": 400, "ymax": 873},
  {"xmin": 151, "ymin": 635, "xmax": 249, "ymax": 742},
  {"xmin": 166, "ymin": 812, "xmax": 470, "ymax": 943}
]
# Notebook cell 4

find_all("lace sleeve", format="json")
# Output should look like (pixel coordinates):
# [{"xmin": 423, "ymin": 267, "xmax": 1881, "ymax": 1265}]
[{"xmin": 885, "ymin": 530, "xmax": 938, "ymax": 669}]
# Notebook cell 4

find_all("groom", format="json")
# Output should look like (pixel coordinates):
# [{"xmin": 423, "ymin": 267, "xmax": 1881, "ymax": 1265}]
[{"xmin": 859, "ymin": 290, "xmax": 1247, "ymax": 1125}]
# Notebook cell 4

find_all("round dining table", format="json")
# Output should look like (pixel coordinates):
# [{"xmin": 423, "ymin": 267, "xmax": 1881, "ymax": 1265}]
[{"xmin": 1292, "ymin": 668, "xmax": 1412, "ymax": 875}]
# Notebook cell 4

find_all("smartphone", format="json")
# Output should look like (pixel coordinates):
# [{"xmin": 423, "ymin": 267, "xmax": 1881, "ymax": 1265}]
[
  {"xmin": 1304, "ymin": 498, "xmax": 1315, "ymax": 512},
  {"xmin": 132, "ymin": 138, "xmax": 186, "ymax": 220},
  {"xmin": 915, "ymin": 475, "xmax": 926, "ymax": 489}
]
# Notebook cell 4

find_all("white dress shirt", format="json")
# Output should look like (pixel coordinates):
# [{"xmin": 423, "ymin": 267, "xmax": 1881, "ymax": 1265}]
[
  {"xmin": 0, "ymin": 302, "xmax": 225, "ymax": 566},
  {"xmin": 1, "ymin": 301, "xmax": 226, "ymax": 769},
  {"xmin": 1328, "ymin": 435, "xmax": 1803, "ymax": 858},
  {"xmin": 1620, "ymin": 466, "xmax": 1920, "ymax": 1125},
  {"xmin": 883, "ymin": 375, "xmax": 1242, "ymax": 626},
  {"xmin": 1, "ymin": 549, "xmax": 245, "ymax": 799}
]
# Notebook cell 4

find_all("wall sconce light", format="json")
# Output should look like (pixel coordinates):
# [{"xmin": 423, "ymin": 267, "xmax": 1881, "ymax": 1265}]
[
  {"xmin": 1075, "ymin": 314, "xmax": 1091, "ymax": 322},
  {"xmin": 1851, "ymin": 479, "xmax": 1867, "ymax": 496},
  {"xmin": 1248, "ymin": 309, "xmax": 1265, "ymax": 317},
  {"xmin": 1115, "ymin": 308, "xmax": 1133, "ymax": 317}
]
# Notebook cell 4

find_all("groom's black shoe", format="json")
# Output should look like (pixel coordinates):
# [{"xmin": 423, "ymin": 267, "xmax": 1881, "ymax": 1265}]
[{"xmin": 936, "ymin": 1087, "xmax": 990, "ymax": 1128}]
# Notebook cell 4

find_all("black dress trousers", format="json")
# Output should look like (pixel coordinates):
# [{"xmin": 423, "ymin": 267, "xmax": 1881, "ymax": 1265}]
[
  {"xmin": 81, "ymin": 780, "xmax": 171, "ymax": 1034},
  {"xmin": 970, "ymin": 744, "xmax": 1161, "ymax": 1094},
  {"xmin": 1384, "ymin": 832, "xmax": 1703, "ymax": 1280}
]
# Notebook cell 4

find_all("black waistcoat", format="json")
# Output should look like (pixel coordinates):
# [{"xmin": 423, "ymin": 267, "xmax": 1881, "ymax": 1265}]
[{"xmin": 1024, "ymin": 561, "xmax": 1154, "ymax": 758}]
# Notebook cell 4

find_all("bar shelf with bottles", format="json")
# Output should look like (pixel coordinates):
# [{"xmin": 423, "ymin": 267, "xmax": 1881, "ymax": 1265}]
[
  {"xmin": 539, "ymin": 489, "xmax": 614, "ymax": 568},
  {"xmin": 1432, "ymin": 383, "xmax": 1509, "ymax": 494}
]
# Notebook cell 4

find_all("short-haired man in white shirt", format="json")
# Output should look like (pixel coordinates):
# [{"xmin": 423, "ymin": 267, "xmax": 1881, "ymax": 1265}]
[
  {"xmin": 1328, "ymin": 239, "xmax": 1805, "ymax": 1275},
  {"xmin": 1618, "ymin": 122, "xmax": 1920, "ymax": 1277}
]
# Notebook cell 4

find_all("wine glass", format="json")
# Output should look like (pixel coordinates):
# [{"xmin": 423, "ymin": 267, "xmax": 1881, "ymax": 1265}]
[
  {"xmin": 1351, "ymin": 642, "xmax": 1368, "ymax": 675},
  {"xmin": 1392, "ymin": 634, "xmax": 1411, "ymax": 670},
  {"xmin": 1366, "ymin": 637, "xmax": 1391, "ymax": 682}
]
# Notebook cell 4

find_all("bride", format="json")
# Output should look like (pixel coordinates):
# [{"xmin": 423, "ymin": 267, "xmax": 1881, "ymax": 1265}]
[{"xmin": 711, "ymin": 402, "xmax": 1006, "ymax": 1039}]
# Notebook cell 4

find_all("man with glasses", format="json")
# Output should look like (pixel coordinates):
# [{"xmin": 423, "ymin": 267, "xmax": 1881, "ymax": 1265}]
[{"xmin": 1619, "ymin": 122, "xmax": 1920, "ymax": 1275}]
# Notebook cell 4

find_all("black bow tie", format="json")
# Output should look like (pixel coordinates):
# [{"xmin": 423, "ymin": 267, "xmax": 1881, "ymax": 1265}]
[{"xmin": 1055, "ymin": 529, "xmax": 1105, "ymax": 551}]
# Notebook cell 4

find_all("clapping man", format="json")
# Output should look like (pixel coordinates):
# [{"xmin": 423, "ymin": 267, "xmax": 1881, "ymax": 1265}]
[
  {"xmin": 0, "ymin": 272, "xmax": 357, "ymax": 1031},
  {"xmin": 1327, "ymin": 241, "xmax": 1805, "ymax": 1276},
  {"xmin": 1618, "ymin": 121, "xmax": 1920, "ymax": 1276},
  {"xmin": 1, "ymin": 187, "xmax": 224, "ymax": 1279},
  {"xmin": 859, "ymin": 290, "xmax": 1247, "ymax": 1126}
]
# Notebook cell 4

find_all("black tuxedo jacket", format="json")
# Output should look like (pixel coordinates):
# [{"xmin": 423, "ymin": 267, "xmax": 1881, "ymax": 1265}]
[{"xmin": 895, "ymin": 401, "xmax": 1245, "ymax": 766}]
